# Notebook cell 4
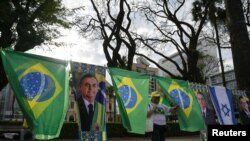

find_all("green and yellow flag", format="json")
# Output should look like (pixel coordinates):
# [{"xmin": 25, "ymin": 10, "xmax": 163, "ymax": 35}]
[
  {"xmin": 109, "ymin": 68, "xmax": 149, "ymax": 134},
  {"xmin": 1, "ymin": 49, "xmax": 69, "ymax": 139},
  {"xmin": 155, "ymin": 76, "xmax": 204, "ymax": 132},
  {"xmin": 149, "ymin": 91, "xmax": 170, "ymax": 106}
]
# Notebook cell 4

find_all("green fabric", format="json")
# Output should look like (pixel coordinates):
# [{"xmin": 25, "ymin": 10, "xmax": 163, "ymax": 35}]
[
  {"xmin": 109, "ymin": 68, "xmax": 149, "ymax": 134},
  {"xmin": 1, "ymin": 49, "xmax": 69, "ymax": 139},
  {"xmin": 155, "ymin": 76, "xmax": 205, "ymax": 132},
  {"xmin": 148, "ymin": 94, "xmax": 170, "ymax": 106}
]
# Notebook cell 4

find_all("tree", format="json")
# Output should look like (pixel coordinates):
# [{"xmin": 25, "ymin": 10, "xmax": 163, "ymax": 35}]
[
  {"xmin": 192, "ymin": 0, "xmax": 228, "ymax": 86},
  {"xmin": 0, "ymin": 0, "xmax": 70, "ymax": 90},
  {"xmin": 242, "ymin": 0, "xmax": 250, "ymax": 28},
  {"xmin": 198, "ymin": 54, "xmax": 220, "ymax": 82},
  {"xmin": 135, "ymin": 0, "xmax": 215, "ymax": 83},
  {"xmin": 225, "ymin": 0, "xmax": 250, "ymax": 91},
  {"xmin": 74, "ymin": 0, "xmax": 136, "ymax": 70},
  {"xmin": 74, "ymin": 0, "xmax": 217, "ymax": 83}
]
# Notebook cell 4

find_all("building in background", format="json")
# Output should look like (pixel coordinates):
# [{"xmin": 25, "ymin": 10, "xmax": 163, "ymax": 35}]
[
  {"xmin": 66, "ymin": 83, "xmax": 77, "ymax": 122},
  {"xmin": 158, "ymin": 39, "xmax": 219, "ymax": 79},
  {"xmin": 208, "ymin": 69, "xmax": 237, "ymax": 90},
  {"xmin": 133, "ymin": 57, "xmax": 158, "ymax": 93},
  {"xmin": 0, "ymin": 84, "xmax": 23, "ymax": 120}
]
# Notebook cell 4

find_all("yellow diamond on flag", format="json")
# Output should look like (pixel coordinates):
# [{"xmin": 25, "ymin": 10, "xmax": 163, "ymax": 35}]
[
  {"xmin": 117, "ymin": 77, "xmax": 142, "ymax": 114},
  {"xmin": 168, "ymin": 80, "xmax": 193, "ymax": 117},
  {"xmin": 18, "ymin": 63, "xmax": 62, "ymax": 119}
]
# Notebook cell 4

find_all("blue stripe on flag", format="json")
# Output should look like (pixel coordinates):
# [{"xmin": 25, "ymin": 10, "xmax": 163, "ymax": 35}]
[
  {"xmin": 95, "ymin": 82, "xmax": 106, "ymax": 105},
  {"xmin": 208, "ymin": 86, "xmax": 237, "ymax": 125}
]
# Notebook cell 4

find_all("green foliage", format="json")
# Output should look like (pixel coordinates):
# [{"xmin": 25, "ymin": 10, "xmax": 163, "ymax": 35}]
[
  {"xmin": 192, "ymin": 0, "xmax": 226, "ymax": 24},
  {"xmin": 106, "ymin": 86, "xmax": 115, "ymax": 97},
  {"xmin": 0, "ymin": 0, "xmax": 71, "ymax": 90},
  {"xmin": 192, "ymin": 1, "xmax": 205, "ymax": 22},
  {"xmin": 0, "ymin": 0, "xmax": 71, "ymax": 51}
]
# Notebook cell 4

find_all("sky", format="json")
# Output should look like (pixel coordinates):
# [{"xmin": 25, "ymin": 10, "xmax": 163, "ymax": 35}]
[
  {"xmin": 28, "ymin": 0, "xmax": 234, "ymax": 71},
  {"xmin": 29, "ymin": 29, "xmax": 106, "ymax": 66},
  {"xmin": 28, "ymin": 0, "xmax": 107, "ymax": 66}
]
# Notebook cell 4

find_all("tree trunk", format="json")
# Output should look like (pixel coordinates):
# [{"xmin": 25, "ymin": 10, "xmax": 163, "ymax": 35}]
[
  {"xmin": 0, "ymin": 61, "xmax": 8, "ymax": 90},
  {"xmin": 214, "ymin": 19, "xmax": 226, "ymax": 87},
  {"xmin": 225, "ymin": 0, "xmax": 250, "ymax": 91}
]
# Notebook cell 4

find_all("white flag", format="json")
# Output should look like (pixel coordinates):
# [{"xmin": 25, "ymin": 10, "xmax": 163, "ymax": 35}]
[{"xmin": 208, "ymin": 86, "xmax": 237, "ymax": 125}]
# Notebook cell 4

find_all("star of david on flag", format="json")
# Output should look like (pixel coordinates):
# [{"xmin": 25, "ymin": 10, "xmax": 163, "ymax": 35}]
[{"xmin": 208, "ymin": 86, "xmax": 237, "ymax": 125}]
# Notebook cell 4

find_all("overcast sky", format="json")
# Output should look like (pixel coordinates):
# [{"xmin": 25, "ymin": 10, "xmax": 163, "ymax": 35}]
[
  {"xmin": 28, "ymin": 0, "xmax": 234, "ymax": 71},
  {"xmin": 27, "ymin": 0, "xmax": 107, "ymax": 66}
]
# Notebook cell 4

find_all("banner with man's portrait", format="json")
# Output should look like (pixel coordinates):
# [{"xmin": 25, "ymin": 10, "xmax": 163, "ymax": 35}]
[
  {"xmin": 238, "ymin": 95, "xmax": 250, "ymax": 124},
  {"xmin": 196, "ymin": 91, "xmax": 217, "ymax": 125},
  {"xmin": 71, "ymin": 61, "xmax": 106, "ymax": 141}
]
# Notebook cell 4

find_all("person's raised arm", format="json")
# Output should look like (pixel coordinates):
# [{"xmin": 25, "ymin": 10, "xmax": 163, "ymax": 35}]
[{"xmin": 170, "ymin": 105, "xmax": 179, "ymax": 113}]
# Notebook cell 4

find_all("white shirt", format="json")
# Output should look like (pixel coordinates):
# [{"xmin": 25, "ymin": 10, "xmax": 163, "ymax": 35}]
[
  {"xmin": 202, "ymin": 108, "xmax": 207, "ymax": 117},
  {"xmin": 148, "ymin": 102, "xmax": 171, "ymax": 126},
  {"xmin": 83, "ymin": 98, "xmax": 94, "ymax": 114}
]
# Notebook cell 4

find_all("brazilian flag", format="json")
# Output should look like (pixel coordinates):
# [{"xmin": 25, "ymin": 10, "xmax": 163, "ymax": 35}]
[
  {"xmin": 148, "ymin": 91, "xmax": 170, "ymax": 106},
  {"xmin": 109, "ymin": 68, "xmax": 149, "ymax": 134},
  {"xmin": 1, "ymin": 49, "xmax": 69, "ymax": 139},
  {"xmin": 155, "ymin": 76, "xmax": 205, "ymax": 132}
]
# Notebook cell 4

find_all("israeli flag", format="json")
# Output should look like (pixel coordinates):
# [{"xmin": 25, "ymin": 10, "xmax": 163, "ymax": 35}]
[{"xmin": 208, "ymin": 86, "xmax": 237, "ymax": 125}]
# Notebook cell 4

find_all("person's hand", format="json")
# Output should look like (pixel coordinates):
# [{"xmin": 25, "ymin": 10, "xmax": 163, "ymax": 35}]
[
  {"xmin": 174, "ymin": 105, "xmax": 179, "ymax": 110},
  {"xmin": 147, "ymin": 105, "xmax": 157, "ymax": 118},
  {"xmin": 171, "ymin": 105, "xmax": 179, "ymax": 113},
  {"xmin": 152, "ymin": 106, "xmax": 157, "ymax": 112}
]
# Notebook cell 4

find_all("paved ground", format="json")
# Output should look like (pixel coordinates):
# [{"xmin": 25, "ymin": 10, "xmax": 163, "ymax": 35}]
[{"xmin": 0, "ymin": 135, "xmax": 200, "ymax": 141}]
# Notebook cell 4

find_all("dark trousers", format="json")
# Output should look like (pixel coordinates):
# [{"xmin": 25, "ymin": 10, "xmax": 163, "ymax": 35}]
[{"xmin": 152, "ymin": 124, "xmax": 166, "ymax": 141}]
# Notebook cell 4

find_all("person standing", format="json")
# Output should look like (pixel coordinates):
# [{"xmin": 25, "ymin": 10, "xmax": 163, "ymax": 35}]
[
  {"xmin": 147, "ymin": 91, "xmax": 179, "ymax": 141},
  {"xmin": 77, "ymin": 74, "xmax": 98, "ymax": 131}
]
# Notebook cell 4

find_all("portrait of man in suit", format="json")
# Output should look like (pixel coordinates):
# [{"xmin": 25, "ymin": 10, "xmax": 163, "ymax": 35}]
[
  {"xmin": 77, "ymin": 74, "xmax": 98, "ymax": 131},
  {"xmin": 71, "ymin": 62, "xmax": 107, "ymax": 141},
  {"xmin": 196, "ymin": 91, "xmax": 216, "ymax": 125},
  {"xmin": 238, "ymin": 96, "xmax": 250, "ymax": 124}
]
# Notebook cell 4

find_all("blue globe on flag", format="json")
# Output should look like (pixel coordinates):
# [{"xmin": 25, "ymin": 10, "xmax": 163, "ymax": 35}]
[
  {"xmin": 170, "ymin": 89, "xmax": 190, "ymax": 109},
  {"xmin": 20, "ymin": 72, "xmax": 55, "ymax": 102},
  {"xmin": 118, "ymin": 85, "xmax": 137, "ymax": 108}
]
